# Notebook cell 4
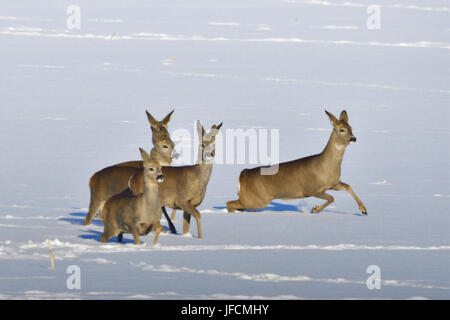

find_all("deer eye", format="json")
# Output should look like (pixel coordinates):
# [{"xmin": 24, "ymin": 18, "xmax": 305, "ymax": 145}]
[
  {"xmin": 339, "ymin": 129, "xmax": 345, "ymax": 132},
  {"xmin": 149, "ymin": 168, "xmax": 154, "ymax": 171},
  {"xmin": 163, "ymin": 145, "xmax": 168, "ymax": 149}
]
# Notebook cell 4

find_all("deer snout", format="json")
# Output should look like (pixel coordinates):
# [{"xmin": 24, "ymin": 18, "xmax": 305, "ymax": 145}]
[
  {"xmin": 157, "ymin": 174, "xmax": 164, "ymax": 183},
  {"xmin": 349, "ymin": 136, "xmax": 357, "ymax": 143},
  {"xmin": 171, "ymin": 149, "xmax": 179, "ymax": 160},
  {"xmin": 203, "ymin": 152, "xmax": 213, "ymax": 162}
]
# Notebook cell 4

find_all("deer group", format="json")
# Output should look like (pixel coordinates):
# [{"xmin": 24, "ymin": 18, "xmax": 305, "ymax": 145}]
[
  {"xmin": 84, "ymin": 109, "xmax": 366, "ymax": 245},
  {"xmin": 85, "ymin": 110, "xmax": 222, "ymax": 244}
]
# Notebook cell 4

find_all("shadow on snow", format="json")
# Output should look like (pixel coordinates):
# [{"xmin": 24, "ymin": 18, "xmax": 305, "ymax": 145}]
[{"xmin": 214, "ymin": 201, "xmax": 363, "ymax": 215}]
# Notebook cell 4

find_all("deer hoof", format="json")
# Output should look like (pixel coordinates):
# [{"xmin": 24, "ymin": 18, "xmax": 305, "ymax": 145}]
[
  {"xmin": 360, "ymin": 206, "xmax": 367, "ymax": 215},
  {"xmin": 311, "ymin": 206, "xmax": 321, "ymax": 213}
]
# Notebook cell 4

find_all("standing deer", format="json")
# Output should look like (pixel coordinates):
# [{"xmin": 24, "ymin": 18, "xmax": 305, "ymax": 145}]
[
  {"xmin": 84, "ymin": 110, "xmax": 177, "ymax": 226},
  {"xmin": 101, "ymin": 148, "xmax": 165, "ymax": 245},
  {"xmin": 113, "ymin": 110, "xmax": 177, "ymax": 168},
  {"xmin": 129, "ymin": 121, "xmax": 223, "ymax": 238},
  {"xmin": 226, "ymin": 110, "xmax": 367, "ymax": 215}
]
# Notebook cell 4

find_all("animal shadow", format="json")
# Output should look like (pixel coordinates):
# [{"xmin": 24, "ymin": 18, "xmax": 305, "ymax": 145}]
[
  {"xmin": 313, "ymin": 208, "xmax": 365, "ymax": 216},
  {"xmin": 216, "ymin": 201, "xmax": 364, "ymax": 215},
  {"xmin": 60, "ymin": 211, "xmax": 104, "ymax": 227},
  {"xmin": 214, "ymin": 201, "xmax": 299, "ymax": 213},
  {"xmin": 78, "ymin": 229, "xmax": 135, "ymax": 244}
]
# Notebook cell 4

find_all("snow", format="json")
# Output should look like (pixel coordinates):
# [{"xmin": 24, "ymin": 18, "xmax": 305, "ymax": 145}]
[{"xmin": 0, "ymin": 0, "xmax": 449, "ymax": 299}]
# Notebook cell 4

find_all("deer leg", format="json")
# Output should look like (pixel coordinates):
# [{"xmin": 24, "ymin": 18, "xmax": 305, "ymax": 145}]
[
  {"xmin": 226, "ymin": 199, "xmax": 251, "ymax": 212},
  {"xmin": 311, "ymin": 192, "xmax": 334, "ymax": 213},
  {"xmin": 95, "ymin": 201, "xmax": 105, "ymax": 219},
  {"xmin": 117, "ymin": 232, "xmax": 124, "ymax": 243},
  {"xmin": 84, "ymin": 198, "xmax": 105, "ymax": 225},
  {"xmin": 170, "ymin": 209, "xmax": 177, "ymax": 221},
  {"xmin": 226, "ymin": 200, "xmax": 240, "ymax": 213},
  {"xmin": 227, "ymin": 197, "xmax": 269, "ymax": 212},
  {"xmin": 191, "ymin": 209, "xmax": 202, "ymax": 239},
  {"xmin": 161, "ymin": 207, "xmax": 177, "ymax": 234},
  {"xmin": 101, "ymin": 227, "xmax": 117, "ymax": 243},
  {"xmin": 153, "ymin": 223, "xmax": 164, "ymax": 245},
  {"xmin": 181, "ymin": 202, "xmax": 202, "ymax": 238},
  {"xmin": 333, "ymin": 181, "xmax": 367, "ymax": 215},
  {"xmin": 131, "ymin": 226, "xmax": 141, "ymax": 245},
  {"xmin": 182, "ymin": 211, "xmax": 191, "ymax": 234},
  {"xmin": 195, "ymin": 212, "xmax": 202, "ymax": 239}
]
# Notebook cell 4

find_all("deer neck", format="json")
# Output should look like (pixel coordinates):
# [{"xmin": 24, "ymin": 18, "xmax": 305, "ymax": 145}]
[
  {"xmin": 319, "ymin": 130, "xmax": 346, "ymax": 167},
  {"xmin": 142, "ymin": 178, "xmax": 160, "ymax": 212},
  {"xmin": 195, "ymin": 148, "xmax": 214, "ymax": 184},
  {"xmin": 196, "ymin": 159, "xmax": 213, "ymax": 183},
  {"xmin": 150, "ymin": 148, "xmax": 171, "ymax": 166}
]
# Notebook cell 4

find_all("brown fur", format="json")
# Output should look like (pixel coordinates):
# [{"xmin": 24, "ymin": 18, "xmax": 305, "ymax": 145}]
[
  {"xmin": 84, "ymin": 110, "xmax": 176, "ymax": 226},
  {"xmin": 101, "ymin": 148, "xmax": 165, "ymax": 245},
  {"xmin": 226, "ymin": 110, "xmax": 367, "ymax": 215},
  {"xmin": 129, "ymin": 121, "xmax": 223, "ymax": 238}
]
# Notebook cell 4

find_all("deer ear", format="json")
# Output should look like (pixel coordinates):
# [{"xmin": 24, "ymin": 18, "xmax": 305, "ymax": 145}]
[
  {"xmin": 210, "ymin": 122, "xmax": 223, "ymax": 137},
  {"xmin": 161, "ymin": 109, "xmax": 174, "ymax": 127},
  {"xmin": 325, "ymin": 110, "xmax": 338, "ymax": 126},
  {"xmin": 196, "ymin": 120, "xmax": 205, "ymax": 137},
  {"xmin": 214, "ymin": 122, "xmax": 223, "ymax": 130},
  {"xmin": 146, "ymin": 110, "xmax": 159, "ymax": 129},
  {"xmin": 139, "ymin": 147, "xmax": 150, "ymax": 161},
  {"xmin": 339, "ymin": 110, "xmax": 348, "ymax": 123},
  {"xmin": 149, "ymin": 149, "xmax": 159, "ymax": 162},
  {"xmin": 206, "ymin": 123, "xmax": 221, "ymax": 140}
]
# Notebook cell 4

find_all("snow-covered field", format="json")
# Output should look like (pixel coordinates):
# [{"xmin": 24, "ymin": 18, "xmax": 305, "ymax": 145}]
[{"xmin": 0, "ymin": 0, "xmax": 449, "ymax": 299}]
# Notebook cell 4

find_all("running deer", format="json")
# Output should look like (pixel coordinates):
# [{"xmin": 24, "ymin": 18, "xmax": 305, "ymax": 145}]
[
  {"xmin": 226, "ymin": 110, "xmax": 367, "ymax": 215},
  {"xmin": 101, "ymin": 148, "xmax": 165, "ymax": 245},
  {"xmin": 83, "ymin": 110, "xmax": 177, "ymax": 226},
  {"xmin": 129, "ymin": 121, "xmax": 223, "ymax": 238}
]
